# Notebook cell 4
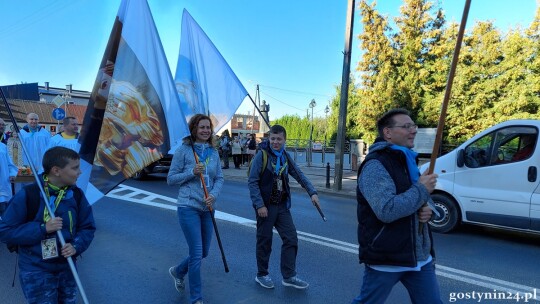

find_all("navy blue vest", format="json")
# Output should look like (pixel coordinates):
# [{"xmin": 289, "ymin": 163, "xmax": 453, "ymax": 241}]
[
  {"xmin": 258, "ymin": 147, "xmax": 291, "ymax": 208},
  {"xmin": 356, "ymin": 146, "xmax": 434, "ymax": 266}
]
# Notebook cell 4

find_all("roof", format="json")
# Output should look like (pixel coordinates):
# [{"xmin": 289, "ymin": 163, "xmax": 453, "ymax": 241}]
[{"xmin": 0, "ymin": 99, "xmax": 87, "ymax": 125}]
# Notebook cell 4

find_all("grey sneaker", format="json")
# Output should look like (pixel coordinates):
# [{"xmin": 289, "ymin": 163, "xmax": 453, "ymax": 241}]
[
  {"xmin": 255, "ymin": 275, "xmax": 275, "ymax": 289},
  {"xmin": 282, "ymin": 276, "xmax": 309, "ymax": 289},
  {"xmin": 169, "ymin": 266, "xmax": 185, "ymax": 292}
]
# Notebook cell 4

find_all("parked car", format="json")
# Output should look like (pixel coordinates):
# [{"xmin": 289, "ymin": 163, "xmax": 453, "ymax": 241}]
[
  {"xmin": 420, "ymin": 120, "xmax": 540, "ymax": 234},
  {"xmin": 132, "ymin": 154, "xmax": 173, "ymax": 180}
]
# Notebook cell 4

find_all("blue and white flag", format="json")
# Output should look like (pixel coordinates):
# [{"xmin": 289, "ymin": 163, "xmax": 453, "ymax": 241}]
[
  {"xmin": 78, "ymin": 0, "xmax": 189, "ymax": 204},
  {"xmin": 174, "ymin": 9, "xmax": 248, "ymax": 142}
]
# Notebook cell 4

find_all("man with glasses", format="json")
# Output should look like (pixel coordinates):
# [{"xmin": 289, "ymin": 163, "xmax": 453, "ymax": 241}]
[{"xmin": 351, "ymin": 108, "xmax": 441, "ymax": 304}]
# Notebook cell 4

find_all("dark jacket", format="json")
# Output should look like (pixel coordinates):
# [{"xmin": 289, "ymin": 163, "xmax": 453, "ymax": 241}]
[
  {"xmin": 356, "ymin": 138, "xmax": 434, "ymax": 267},
  {"xmin": 0, "ymin": 177, "xmax": 96, "ymax": 272},
  {"xmin": 248, "ymin": 141, "xmax": 317, "ymax": 210}
]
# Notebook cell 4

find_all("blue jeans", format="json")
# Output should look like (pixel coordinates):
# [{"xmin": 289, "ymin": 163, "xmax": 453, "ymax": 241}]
[
  {"xmin": 20, "ymin": 268, "xmax": 77, "ymax": 304},
  {"xmin": 351, "ymin": 261, "xmax": 442, "ymax": 304},
  {"xmin": 173, "ymin": 206, "xmax": 213, "ymax": 304}
]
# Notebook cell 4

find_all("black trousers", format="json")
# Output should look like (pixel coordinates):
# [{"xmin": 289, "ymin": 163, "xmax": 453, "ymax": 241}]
[
  {"xmin": 233, "ymin": 154, "xmax": 242, "ymax": 168},
  {"xmin": 255, "ymin": 203, "xmax": 298, "ymax": 279},
  {"xmin": 222, "ymin": 149, "xmax": 230, "ymax": 168}
]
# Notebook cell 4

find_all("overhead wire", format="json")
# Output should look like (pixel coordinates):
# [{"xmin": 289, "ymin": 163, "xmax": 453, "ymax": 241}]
[
  {"xmin": 258, "ymin": 84, "xmax": 332, "ymax": 98},
  {"xmin": 0, "ymin": 1, "xmax": 78, "ymax": 38},
  {"xmin": 260, "ymin": 92, "xmax": 305, "ymax": 112}
]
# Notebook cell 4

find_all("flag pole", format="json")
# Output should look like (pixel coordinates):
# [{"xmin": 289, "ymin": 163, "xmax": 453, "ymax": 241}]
[
  {"xmin": 428, "ymin": 0, "xmax": 471, "ymax": 174},
  {"xmin": 420, "ymin": 0, "xmax": 471, "ymax": 234},
  {"xmin": 188, "ymin": 137, "xmax": 229, "ymax": 273},
  {"xmin": 0, "ymin": 88, "xmax": 90, "ymax": 304}
]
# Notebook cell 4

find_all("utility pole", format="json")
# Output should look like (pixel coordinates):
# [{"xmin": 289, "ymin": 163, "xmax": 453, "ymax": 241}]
[{"xmin": 334, "ymin": 0, "xmax": 355, "ymax": 190}]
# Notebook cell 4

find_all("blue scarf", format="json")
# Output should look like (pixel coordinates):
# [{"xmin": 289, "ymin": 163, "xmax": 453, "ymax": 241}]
[
  {"xmin": 193, "ymin": 143, "xmax": 212, "ymax": 163},
  {"xmin": 390, "ymin": 145, "xmax": 419, "ymax": 183},
  {"xmin": 271, "ymin": 145, "xmax": 287, "ymax": 176}
]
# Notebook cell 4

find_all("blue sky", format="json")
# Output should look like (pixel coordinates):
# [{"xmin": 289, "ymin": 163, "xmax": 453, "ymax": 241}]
[{"xmin": 0, "ymin": 0, "xmax": 537, "ymax": 121}]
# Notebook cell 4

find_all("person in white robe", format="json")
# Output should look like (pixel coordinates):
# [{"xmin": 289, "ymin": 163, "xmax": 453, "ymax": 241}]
[
  {"xmin": 47, "ymin": 116, "xmax": 80, "ymax": 153},
  {"xmin": 0, "ymin": 141, "xmax": 18, "ymax": 216},
  {"xmin": 19, "ymin": 113, "xmax": 51, "ymax": 173}
]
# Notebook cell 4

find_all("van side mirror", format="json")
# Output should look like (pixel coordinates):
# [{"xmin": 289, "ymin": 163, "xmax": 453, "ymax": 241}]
[{"xmin": 457, "ymin": 149, "xmax": 465, "ymax": 167}]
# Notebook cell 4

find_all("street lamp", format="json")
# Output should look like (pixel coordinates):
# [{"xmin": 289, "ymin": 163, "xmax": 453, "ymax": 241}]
[
  {"xmin": 308, "ymin": 99, "xmax": 316, "ymax": 165},
  {"xmin": 324, "ymin": 105, "xmax": 330, "ymax": 144},
  {"xmin": 309, "ymin": 99, "xmax": 317, "ymax": 139}
]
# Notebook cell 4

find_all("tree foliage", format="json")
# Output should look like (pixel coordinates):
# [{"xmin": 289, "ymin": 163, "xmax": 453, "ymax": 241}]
[
  {"xmin": 273, "ymin": 1, "xmax": 540, "ymax": 148},
  {"xmin": 339, "ymin": 0, "xmax": 539, "ymax": 146}
]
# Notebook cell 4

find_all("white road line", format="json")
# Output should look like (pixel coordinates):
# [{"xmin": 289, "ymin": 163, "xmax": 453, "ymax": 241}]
[{"xmin": 106, "ymin": 185, "xmax": 540, "ymax": 295}]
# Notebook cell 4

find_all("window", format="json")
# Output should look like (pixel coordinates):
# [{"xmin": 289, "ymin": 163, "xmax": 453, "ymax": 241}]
[{"xmin": 464, "ymin": 126, "xmax": 537, "ymax": 168}]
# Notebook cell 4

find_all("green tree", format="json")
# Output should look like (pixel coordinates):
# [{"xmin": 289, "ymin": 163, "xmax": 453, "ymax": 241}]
[
  {"xmin": 393, "ymin": 0, "xmax": 445, "ymax": 117},
  {"xmin": 303, "ymin": 1, "xmax": 540, "ymax": 148},
  {"xmin": 326, "ymin": 75, "xmax": 360, "ymax": 142},
  {"xmin": 271, "ymin": 114, "xmax": 311, "ymax": 139},
  {"xmin": 355, "ymin": 0, "xmax": 399, "ymax": 143}
]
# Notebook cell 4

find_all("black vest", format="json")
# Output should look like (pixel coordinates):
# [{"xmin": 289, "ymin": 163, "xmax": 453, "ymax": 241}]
[
  {"xmin": 356, "ymin": 147, "xmax": 433, "ymax": 266},
  {"xmin": 259, "ymin": 148, "xmax": 291, "ymax": 207}
]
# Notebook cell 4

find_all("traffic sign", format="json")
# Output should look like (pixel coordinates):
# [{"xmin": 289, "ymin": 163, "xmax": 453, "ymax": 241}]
[
  {"xmin": 52, "ymin": 95, "xmax": 65, "ymax": 108},
  {"xmin": 52, "ymin": 108, "xmax": 66, "ymax": 121}
]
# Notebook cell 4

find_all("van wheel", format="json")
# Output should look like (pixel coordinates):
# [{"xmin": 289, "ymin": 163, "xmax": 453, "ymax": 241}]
[{"xmin": 429, "ymin": 194, "xmax": 459, "ymax": 233}]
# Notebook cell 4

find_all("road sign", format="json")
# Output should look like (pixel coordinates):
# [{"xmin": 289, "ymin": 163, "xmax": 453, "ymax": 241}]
[
  {"xmin": 52, "ymin": 108, "xmax": 66, "ymax": 121},
  {"xmin": 52, "ymin": 95, "xmax": 65, "ymax": 108}
]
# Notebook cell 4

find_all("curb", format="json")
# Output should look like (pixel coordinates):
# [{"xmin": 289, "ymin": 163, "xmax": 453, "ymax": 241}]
[{"xmin": 223, "ymin": 174, "xmax": 356, "ymax": 199}]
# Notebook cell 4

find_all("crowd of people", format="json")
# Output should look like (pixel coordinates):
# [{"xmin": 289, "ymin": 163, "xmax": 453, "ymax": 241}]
[
  {"xmin": 0, "ymin": 108, "xmax": 451, "ymax": 304},
  {"xmin": 218, "ymin": 131, "xmax": 258, "ymax": 170}
]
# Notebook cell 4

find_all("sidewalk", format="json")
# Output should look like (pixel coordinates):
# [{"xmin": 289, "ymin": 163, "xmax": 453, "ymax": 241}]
[{"xmin": 221, "ymin": 162, "xmax": 357, "ymax": 198}]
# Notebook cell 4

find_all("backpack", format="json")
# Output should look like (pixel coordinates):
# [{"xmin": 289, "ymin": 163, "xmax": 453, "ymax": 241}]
[
  {"xmin": 247, "ymin": 150, "xmax": 268, "ymax": 178},
  {"xmin": 6, "ymin": 183, "xmax": 83, "ymax": 253}
]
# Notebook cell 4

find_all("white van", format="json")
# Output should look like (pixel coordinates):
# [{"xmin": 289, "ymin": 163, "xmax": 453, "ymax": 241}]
[{"xmin": 420, "ymin": 120, "xmax": 540, "ymax": 233}]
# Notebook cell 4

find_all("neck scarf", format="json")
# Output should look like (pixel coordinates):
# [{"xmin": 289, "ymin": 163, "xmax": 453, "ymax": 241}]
[
  {"xmin": 193, "ymin": 142, "xmax": 211, "ymax": 163},
  {"xmin": 271, "ymin": 145, "xmax": 287, "ymax": 176},
  {"xmin": 390, "ymin": 144, "xmax": 420, "ymax": 183},
  {"xmin": 42, "ymin": 175, "xmax": 68, "ymax": 222}
]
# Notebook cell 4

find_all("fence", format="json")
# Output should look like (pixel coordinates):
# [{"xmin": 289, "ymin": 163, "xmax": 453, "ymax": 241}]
[{"xmin": 283, "ymin": 139, "xmax": 357, "ymax": 170}]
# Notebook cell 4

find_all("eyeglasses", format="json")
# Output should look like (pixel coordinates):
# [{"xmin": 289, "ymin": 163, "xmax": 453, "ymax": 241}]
[{"xmin": 389, "ymin": 123, "xmax": 418, "ymax": 131}]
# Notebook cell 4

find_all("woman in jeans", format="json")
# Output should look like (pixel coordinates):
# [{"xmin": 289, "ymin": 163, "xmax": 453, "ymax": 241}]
[{"xmin": 167, "ymin": 114, "xmax": 224, "ymax": 304}]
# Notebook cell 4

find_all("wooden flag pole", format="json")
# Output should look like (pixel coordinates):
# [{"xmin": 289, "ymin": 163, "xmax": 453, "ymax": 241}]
[
  {"xmin": 428, "ymin": 0, "xmax": 472, "ymax": 174},
  {"xmin": 420, "ymin": 0, "xmax": 471, "ymax": 235},
  {"xmin": 189, "ymin": 139, "xmax": 229, "ymax": 273}
]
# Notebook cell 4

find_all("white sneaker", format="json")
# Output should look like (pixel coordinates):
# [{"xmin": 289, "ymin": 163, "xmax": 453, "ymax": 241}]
[
  {"xmin": 169, "ymin": 266, "xmax": 185, "ymax": 292},
  {"xmin": 255, "ymin": 275, "xmax": 275, "ymax": 289},
  {"xmin": 282, "ymin": 276, "xmax": 309, "ymax": 289}
]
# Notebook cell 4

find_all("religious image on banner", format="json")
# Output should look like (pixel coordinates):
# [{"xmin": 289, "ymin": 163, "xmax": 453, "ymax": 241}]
[
  {"xmin": 78, "ymin": 0, "xmax": 188, "ymax": 204},
  {"xmin": 94, "ymin": 40, "xmax": 166, "ymax": 179}
]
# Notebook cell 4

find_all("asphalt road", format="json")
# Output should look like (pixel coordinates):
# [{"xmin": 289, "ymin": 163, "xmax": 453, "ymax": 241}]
[{"xmin": 1, "ymin": 176, "xmax": 540, "ymax": 303}]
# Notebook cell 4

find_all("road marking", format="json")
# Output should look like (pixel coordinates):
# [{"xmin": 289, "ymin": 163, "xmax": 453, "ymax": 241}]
[{"xmin": 107, "ymin": 185, "xmax": 540, "ymax": 296}]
